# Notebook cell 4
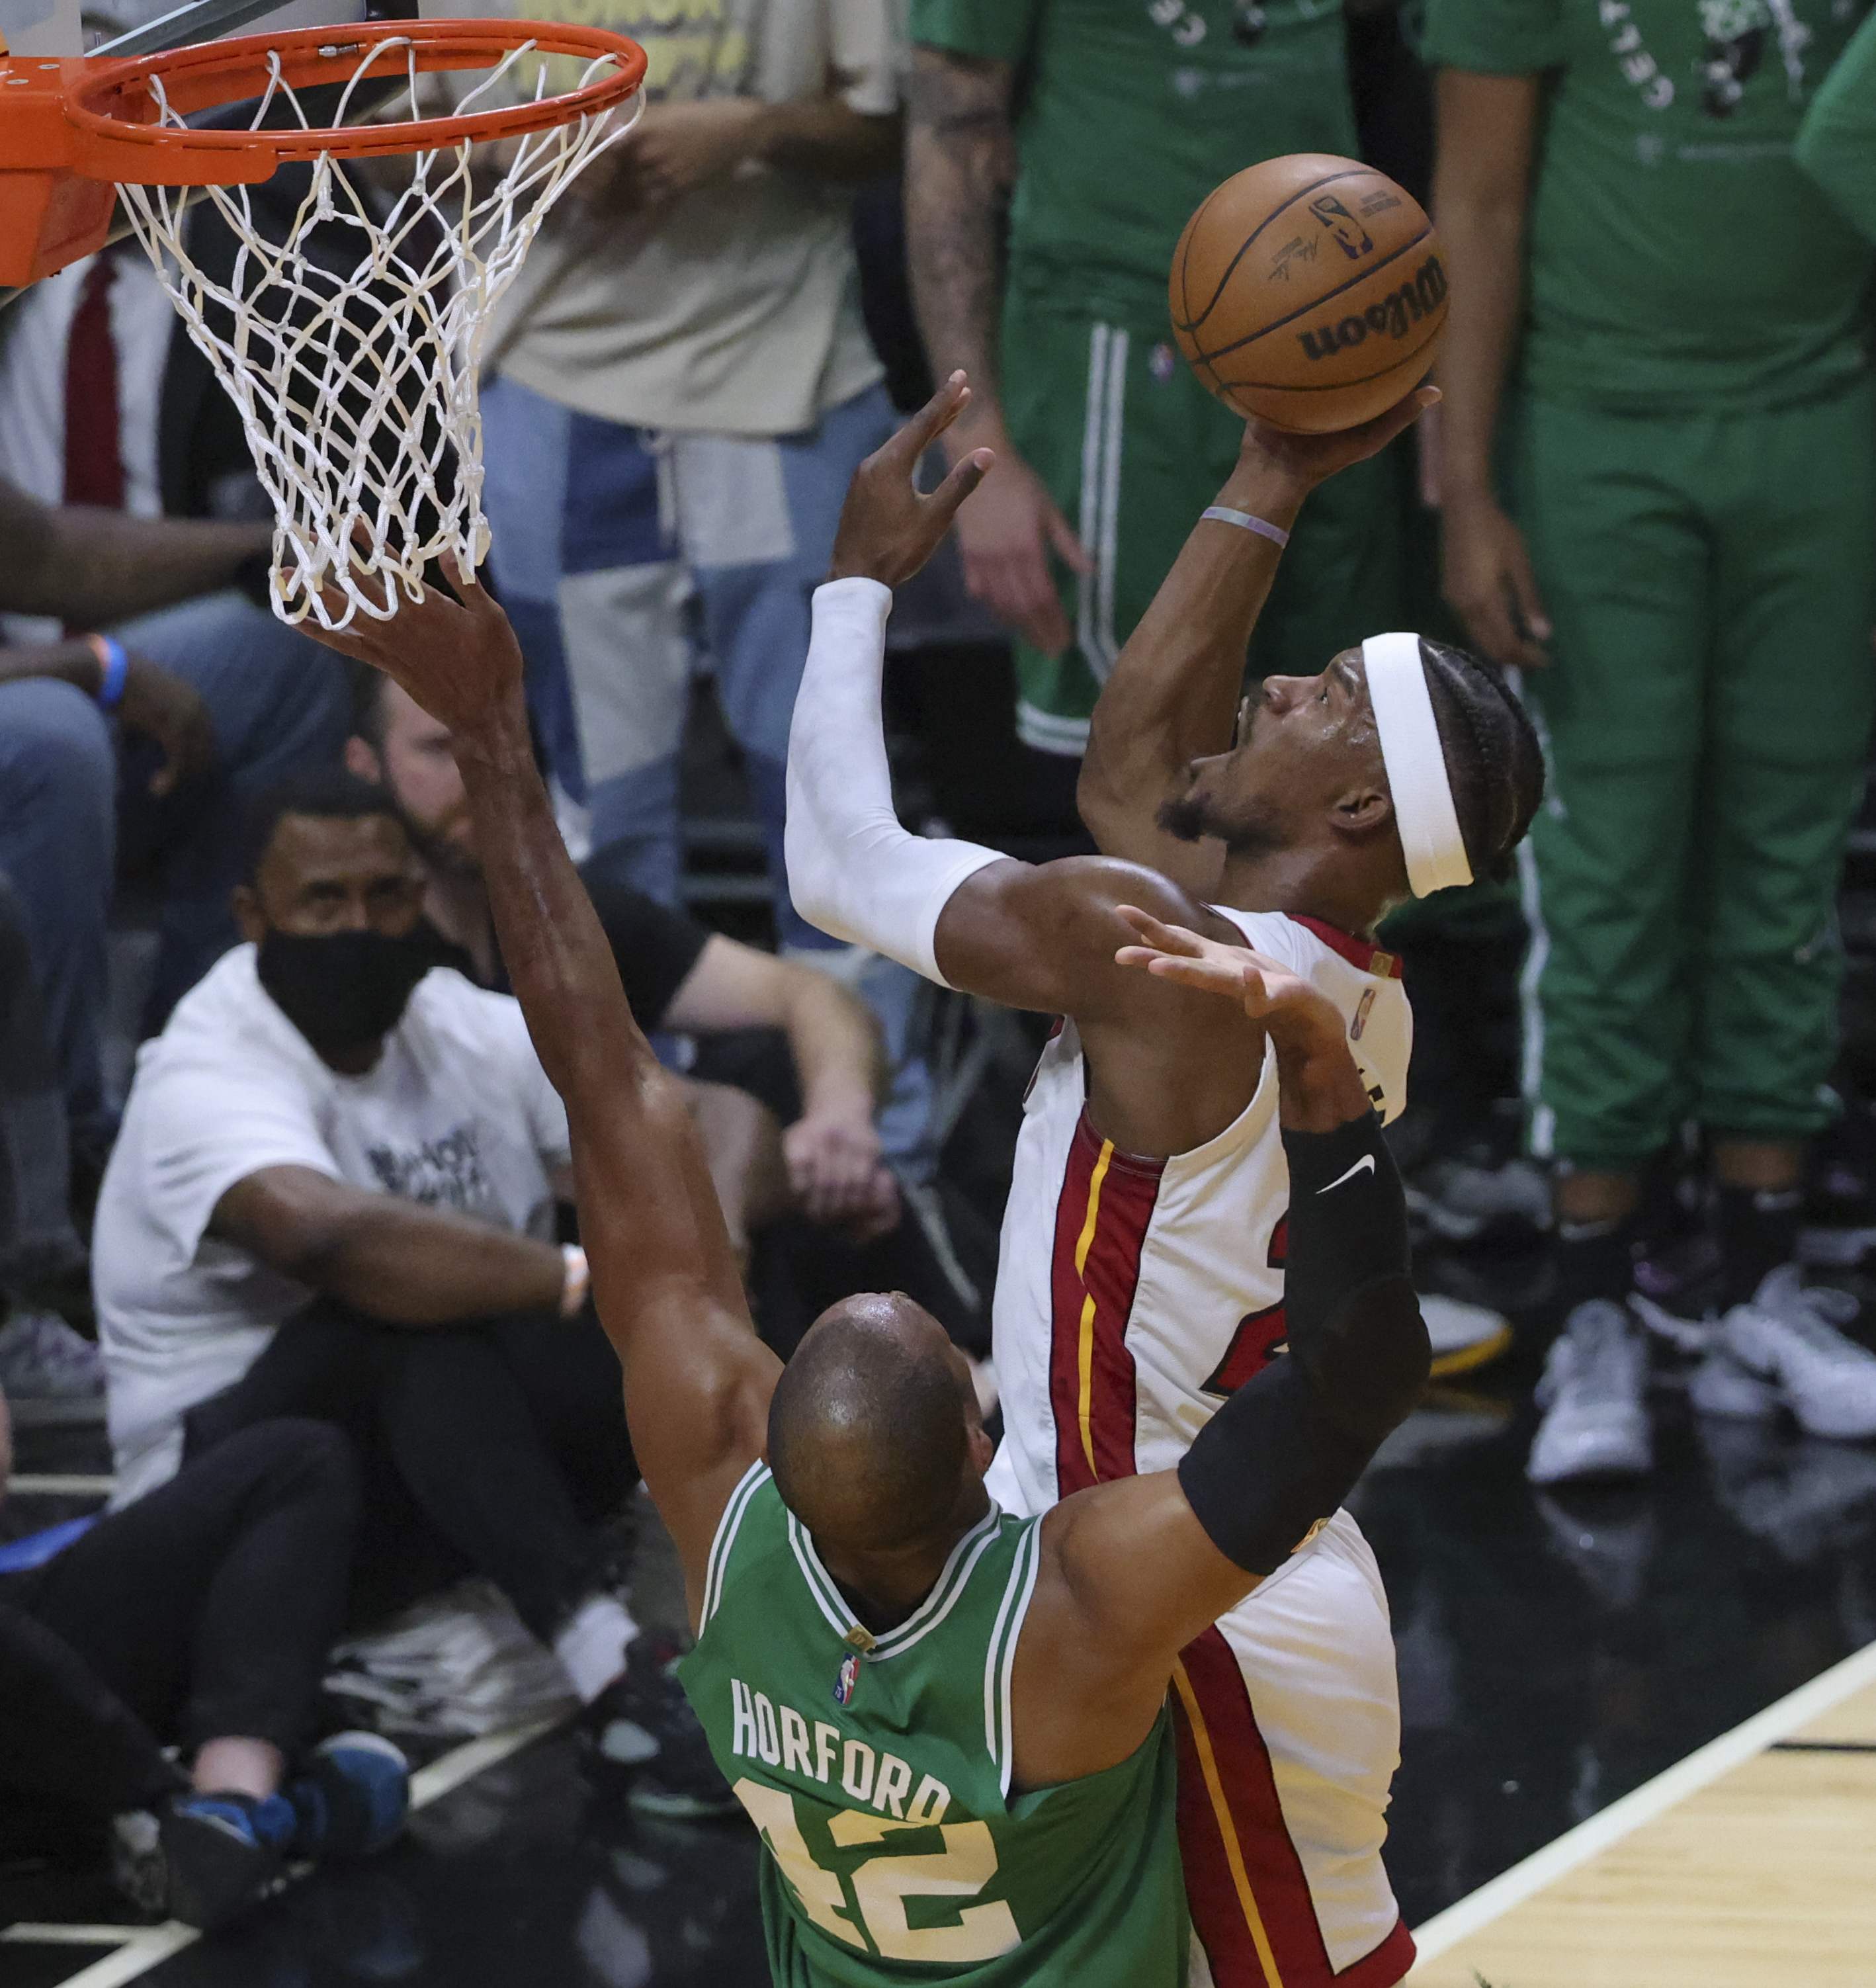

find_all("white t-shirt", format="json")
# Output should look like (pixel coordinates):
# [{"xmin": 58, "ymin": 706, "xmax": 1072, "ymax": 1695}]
[
  {"xmin": 480, "ymin": 0, "xmax": 899, "ymax": 436},
  {"xmin": 95, "ymin": 946, "xmax": 572, "ymax": 1508}
]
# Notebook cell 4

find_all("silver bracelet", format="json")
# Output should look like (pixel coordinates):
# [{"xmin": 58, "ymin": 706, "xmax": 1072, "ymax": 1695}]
[{"xmin": 1201, "ymin": 505, "xmax": 1291, "ymax": 548}]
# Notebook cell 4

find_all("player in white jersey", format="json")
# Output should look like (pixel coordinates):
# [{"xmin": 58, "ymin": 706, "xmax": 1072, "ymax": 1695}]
[{"xmin": 785, "ymin": 376, "xmax": 1545, "ymax": 1988}]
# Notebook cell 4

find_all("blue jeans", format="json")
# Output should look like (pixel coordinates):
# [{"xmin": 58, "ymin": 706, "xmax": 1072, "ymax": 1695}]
[
  {"xmin": 480, "ymin": 374, "xmax": 898, "ymax": 950},
  {"xmin": 0, "ymin": 594, "xmax": 349, "ymax": 1139}
]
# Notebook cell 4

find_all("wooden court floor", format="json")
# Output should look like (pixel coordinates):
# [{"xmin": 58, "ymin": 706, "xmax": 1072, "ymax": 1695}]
[{"xmin": 1409, "ymin": 1647, "xmax": 1876, "ymax": 1988}]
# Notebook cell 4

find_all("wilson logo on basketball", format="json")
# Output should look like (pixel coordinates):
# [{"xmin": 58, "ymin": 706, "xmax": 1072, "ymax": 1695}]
[{"xmin": 1295, "ymin": 253, "xmax": 1447, "ymax": 362}]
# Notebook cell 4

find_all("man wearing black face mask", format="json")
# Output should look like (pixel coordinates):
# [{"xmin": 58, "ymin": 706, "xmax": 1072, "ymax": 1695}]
[{"xmin": 88, "ymin": 770, "xmax": 720, "ymax": 1807}]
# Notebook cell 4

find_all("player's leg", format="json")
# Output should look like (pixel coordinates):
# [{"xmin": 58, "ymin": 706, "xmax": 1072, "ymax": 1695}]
[
  {"xmin": 0, "ymin": 680, "xmax": 114, "ymax": 1160},
  {"xmin": 1173, "ymin": 1515, "xmax": 1413, "ymax": 1988},
  {"xmin": 998, "ymin": 301, "xmax": 1241, "ymax": 759},
  {"xmin": 1514, "ymin": 398, "xmax": 1711, "ymax": 1479},
  {"xmin": 481, "ymin": 374, "xmax": 691, "ymax": 896},
  {"xmin": 1697, "ymin": 380, "xmax": 1876, "ymax": 1310}
]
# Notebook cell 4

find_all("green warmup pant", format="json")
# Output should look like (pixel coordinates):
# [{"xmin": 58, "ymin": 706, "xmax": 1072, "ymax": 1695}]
[
  {"xmin": 1514, "ymin": 380, "xmax": 1876, "ymax": 1171},
  {"xmin": 999, "ymin": 290, "xmax": 1403, "ymax": 756}
]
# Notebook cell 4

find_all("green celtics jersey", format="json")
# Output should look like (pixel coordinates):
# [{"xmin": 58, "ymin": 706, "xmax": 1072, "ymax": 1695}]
[
  {"xmin": 910, "ymin": 0, "xmax": 1358, "ymax": 324},
  {"xmin": 1797, "ymin": 7, "xmax": 1876, "ymax": 245},
  {"xmin": 679, "ymin": 1464, "xmax": 1189, "ymax": 1987},
  {"xmin": 1421, "ymin": 0, "xmax": 1873, "ymax": 411}
]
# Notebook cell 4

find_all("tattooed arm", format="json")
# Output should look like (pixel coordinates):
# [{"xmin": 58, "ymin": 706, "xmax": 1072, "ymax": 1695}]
[{"xmin": 904, "ymin": 46, "xmax": 1091, "ymax": 657}]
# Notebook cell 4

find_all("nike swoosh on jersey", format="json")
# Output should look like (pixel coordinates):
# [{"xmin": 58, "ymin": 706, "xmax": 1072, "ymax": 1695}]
[{"xmin": 1316, "ymin": 1153, "xmax": 1377, "ymax": 1194}]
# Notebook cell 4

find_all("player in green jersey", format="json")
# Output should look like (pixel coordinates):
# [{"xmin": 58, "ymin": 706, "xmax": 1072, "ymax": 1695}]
[
  {"xmin": 1797, "ymin": 7, "xmax": 1876, "ymax": 245},
  {"xmin": 1426, "ymin": 0, "xmax": 1876, "ymax": 1483},
  {"xmin": 301, "ymin": 379, "xmax": 1433, "ymax": 1987},
  {"xmin": 905, "ymin": 0, "xmax": 1402, "ymax": 758}
]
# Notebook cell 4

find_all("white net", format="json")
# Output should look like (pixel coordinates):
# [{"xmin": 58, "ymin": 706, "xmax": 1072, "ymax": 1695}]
[{"xmin": 114, "ymin": 36, "xmax": 639, "ymax": 630}]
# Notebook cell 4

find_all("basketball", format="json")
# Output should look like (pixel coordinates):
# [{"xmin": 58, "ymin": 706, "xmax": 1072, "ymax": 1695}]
[{"xmin": 1169, "ymin": 154, "xmax": 1448, "ymax": 435}]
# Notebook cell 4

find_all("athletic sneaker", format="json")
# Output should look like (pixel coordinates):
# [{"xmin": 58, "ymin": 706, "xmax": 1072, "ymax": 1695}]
[
  {"xmin": 0, "ymin": 1310, "xmax": 105, "ymax": 1425},
  {"xmin": 286, "ymin": 1732, "xmax": 410, "ymax": 1858},
  {"xmin": 582, "ymin": 1637, "xmax": 740, "ymax": 1819},
  {"xmin": 1420, "ymin": 1293, "xmax": 1514, "ymax": 1379},
  {"xmin": 1527, "ymin": 1301, "xmax": 1653, "ymax": 1486},
  {"xmin": 1406, "ymin": 1156, "xmax": 1551, "ymax": 1246},
  {"xmin": 1716, "ymin": 1266, "xmax": 1876, "ymax": 1441},
  {"xmin": 1687, "ymin": 1347, "xmax": 1781, "ymax": 1422},
  {"xmin": 156, "ymin": 1790, "xmax": 297, "ymax": 1929}
]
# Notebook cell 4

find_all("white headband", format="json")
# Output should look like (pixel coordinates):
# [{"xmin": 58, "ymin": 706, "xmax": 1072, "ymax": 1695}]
[{"xmin": 1361, "ymin": 632, "xmax": 1473, "ymax": 898}]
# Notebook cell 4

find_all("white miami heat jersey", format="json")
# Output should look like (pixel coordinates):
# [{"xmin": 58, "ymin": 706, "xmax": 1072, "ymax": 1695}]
[
  {"xmin": 984, "ymin": 908, "xmax": 1418, "ymax": 1988},
  {"xmin": 987, "ymin": 908, "xmax": 1411, "ymax": 1515}
]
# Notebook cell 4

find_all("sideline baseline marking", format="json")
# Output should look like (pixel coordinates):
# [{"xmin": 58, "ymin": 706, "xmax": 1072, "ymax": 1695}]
[
  {"xmin": 7, "ymin": 1475, "xmax": 117, "ymax": 1497},
  {"xmin": 1408, "ymin": 1635, "xmax": 1876, "ymax": 1964},
  {"xmin": 2, "ymin": 1711, "xmax": 572, "ymax": 1988}
]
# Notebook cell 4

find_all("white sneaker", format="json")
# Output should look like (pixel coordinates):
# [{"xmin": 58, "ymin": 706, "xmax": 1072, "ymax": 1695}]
[
  {"xmin": 1420, "ymin": 1293, "xmax": 1514, "ymax": 1379},
  {"xmin": 1717, "ymin": 1265, "xmax": 1876, "ymax": 1441},
  {"xmin": 1527, "ymin": 1301, "xmax": 1653, "ymax": 1485},
  {"xmin": 1688, "ymin": 1347, "xmax": 1781, "ymax": 1421}
]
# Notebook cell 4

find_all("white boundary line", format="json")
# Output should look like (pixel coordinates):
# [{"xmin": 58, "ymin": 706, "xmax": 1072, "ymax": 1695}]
[
  {"xmin": 1, "ymin": 1927, "xmax": 199, "ymax": 1988},
  {"xmin": 407, "ymin": 1710, "xmax": 568, "ymax": 1811},
  {"xmin": 1410, "ymin": 1635, "xmax": 1876, "ymax": 1964},
  {"xmin": 1, "ymin": 1712, "xmax": 573, "ymax": 1988},
  {"xmin": 7, "ymin": 1476, "xmax": 117, "ymax": 1496},
  {"xmin": 2, "ymin": 1925, "xmax": 149, "ymax": 1944}
]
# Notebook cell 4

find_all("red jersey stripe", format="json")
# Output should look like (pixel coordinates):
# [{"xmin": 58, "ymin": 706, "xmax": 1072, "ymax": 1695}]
[
  {"xmin": 1046, "ymin": 1110, "xmax": 1162, "ymax": 1493},
  {"xmin": 1284, "ymin": 914, "xmax": 1402, "ymax": 980},
  {"xmin": 1172, "ymin": 1628, "xmax": 1409, "ymax": 1988}
]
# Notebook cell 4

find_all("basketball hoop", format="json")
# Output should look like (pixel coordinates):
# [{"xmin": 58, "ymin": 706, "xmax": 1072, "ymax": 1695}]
[{"xmin": 0, "ymin": 21, "xmax": 646, "ymax": 628}]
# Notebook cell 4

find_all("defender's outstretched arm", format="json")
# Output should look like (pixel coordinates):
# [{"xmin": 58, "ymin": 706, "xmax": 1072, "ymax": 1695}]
[
  {"xmin": 1075, "ymin": 393, "xmax": 1438, "ymax": 895},
  {"xmin": 300, "ymin": 564, "xmax": 779, "ymax": 1620},
  {"xmin": 1009, "ymin": 919, "xmax": 1429, "ymax": 1790}
]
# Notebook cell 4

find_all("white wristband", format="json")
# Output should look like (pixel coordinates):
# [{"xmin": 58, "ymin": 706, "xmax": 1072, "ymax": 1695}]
[
  {"xmin": 559, "ymin": 1243, "xmax": 591, "ymax": 1318},
  {"xmin": 1201, "ymin": 506, "xmax": 1291, "ymax": 548}
]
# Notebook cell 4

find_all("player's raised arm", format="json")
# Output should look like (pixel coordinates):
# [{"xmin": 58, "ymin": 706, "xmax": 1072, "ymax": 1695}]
[
  {"xmin": 785, "ymin": 375, "xmax": 1212, "ymax": 1021},
  {"xmin": 300, "ymin": 565, "xmax": 780, "ymax": 1620},
  {"xmin": 1074, "ymin": 394, "xmax": 1437, "ymax": 896},
  {"xmin": 1007, "ymin": 914, "xmax": 1431, "ymax": 1789}
]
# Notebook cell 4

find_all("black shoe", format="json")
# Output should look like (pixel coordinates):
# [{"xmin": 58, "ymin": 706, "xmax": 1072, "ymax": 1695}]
[
  {"xmin": 581, "ymin": 1637, "xmax": 741, "ymax": 1819},
  {"xmin": 153, "ymin": 1792, "xmax": 296, "ymax": 1929}
]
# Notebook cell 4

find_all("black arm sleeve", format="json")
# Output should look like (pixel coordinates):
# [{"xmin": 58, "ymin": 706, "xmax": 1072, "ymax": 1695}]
[{"xmin": 1177, "ymin": 1111, "xmax": 1429, "ymax": 1575}]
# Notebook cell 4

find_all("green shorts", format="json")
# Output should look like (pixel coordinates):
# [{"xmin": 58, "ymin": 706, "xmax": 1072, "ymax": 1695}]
[
  {"xmin": 998, "ymin": 290, "xmax": 1404, "ymax": 756},
  {"xmin": 1513, "ymin": 378, "xmax": 1876, "ymax": 1168}
]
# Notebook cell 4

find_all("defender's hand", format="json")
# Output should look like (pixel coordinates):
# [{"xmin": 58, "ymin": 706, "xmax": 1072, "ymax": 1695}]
[
  {"xmin": 301, "ymin": 555, "xmax": 526, "ymax": 740},
  {"xmin": 1115, "ymin": 906, "xmax": 1371, "ymax": 1131},
  {"xmin": 828, "ymin": 372, "xmax": 995, "ymax": 590},
  {"xmin": 1113, "ymin": 906, "xmax": 1342, "ymax": 1047}
]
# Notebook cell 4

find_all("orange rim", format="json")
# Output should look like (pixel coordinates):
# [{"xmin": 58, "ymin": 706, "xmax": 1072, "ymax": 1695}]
[{"xmin": 63, "ymin": 17, "xmax": 646, "ymax": 169}]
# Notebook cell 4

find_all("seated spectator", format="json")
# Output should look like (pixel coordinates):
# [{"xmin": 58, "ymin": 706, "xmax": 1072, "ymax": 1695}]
[
  {"xmin": 89, "ymin": 769, "xmax": 717, "ymax": 1809},
  {"xmin": 0, "ymin": 1380, "xmax": 409, "ymax": 1929},
  {"xmin": 343, "ymin": 669, "xmax": 902, "ymax": 1254},
  {"xmin": 0, "ymin": 479, "xmax": 351, "ymax": 1180}
]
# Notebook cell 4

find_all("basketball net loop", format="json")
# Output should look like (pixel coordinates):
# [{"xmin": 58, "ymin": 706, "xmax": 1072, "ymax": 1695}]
[{"xmin": 114, "ymin": 36, "xmax": 641, "ymax": 630}]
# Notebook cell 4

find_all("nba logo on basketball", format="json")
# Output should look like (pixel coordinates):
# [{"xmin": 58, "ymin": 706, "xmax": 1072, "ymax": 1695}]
[{"xmin": 834, "ymin": 1653, "xmax": 861, "ymax": 1706}]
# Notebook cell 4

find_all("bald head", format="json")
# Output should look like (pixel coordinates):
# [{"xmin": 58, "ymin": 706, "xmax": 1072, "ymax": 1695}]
[{"xmin": 767, "ymin": 1293, "xmax": 976, "ymax": 1552}]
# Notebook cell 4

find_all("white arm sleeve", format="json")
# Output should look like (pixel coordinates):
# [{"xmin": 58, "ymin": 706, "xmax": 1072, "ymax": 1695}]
[{"xmin": 785, "ymin": 578, "xmax": 1005, "ymax": 988}]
